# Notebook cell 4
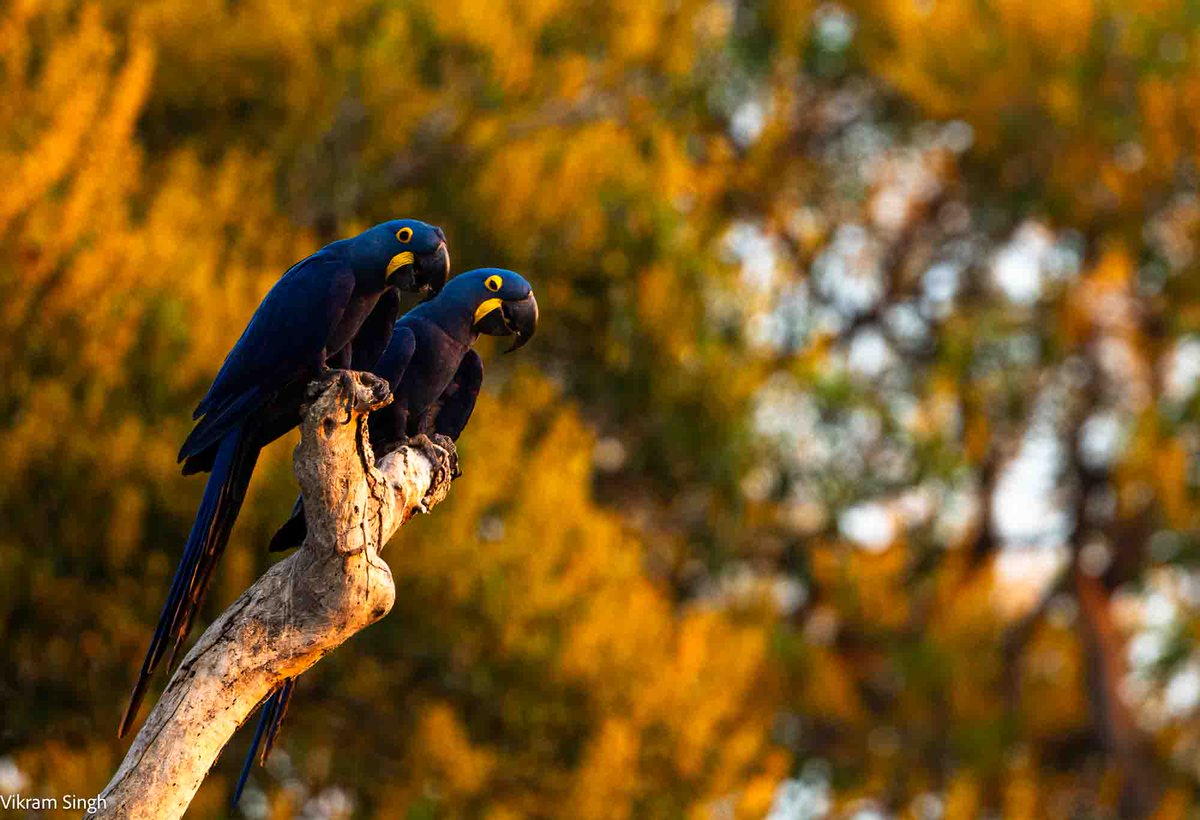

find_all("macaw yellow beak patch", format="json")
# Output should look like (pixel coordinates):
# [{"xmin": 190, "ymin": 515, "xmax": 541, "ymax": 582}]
[
  {"xmin": 387, "ymin": 251, "xmax": 415, "ymax": 277},
  {"xmin": 473, "ymin": 298, "xmax": 503, "ymax": 325}
]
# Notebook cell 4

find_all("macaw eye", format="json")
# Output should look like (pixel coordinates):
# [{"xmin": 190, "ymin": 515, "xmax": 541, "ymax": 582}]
[
  {"xmin": 485, "ymin": 274, "xmax": 503, "ymax": 292},
  {"xmin": 396, "ymin": 227, "xmax": 414, "ymax": 243}
]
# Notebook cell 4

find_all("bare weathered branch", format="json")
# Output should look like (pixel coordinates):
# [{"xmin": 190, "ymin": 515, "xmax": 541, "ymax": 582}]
[{"xmin": 90, "ymin": 371, "xmax": 456, "ymax": 820}]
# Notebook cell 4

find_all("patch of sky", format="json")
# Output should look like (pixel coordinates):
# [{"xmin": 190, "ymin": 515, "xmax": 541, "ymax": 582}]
[
  {"xmin": 1166, "ymin": 336, "xmax": 1200, "ymax": 403},
  {"xmin": 839, "ymin": 502, "xmax": 895, "ymax": 552},
  {"xmin": 813, "ymin": 224, "xmax": 884, "ymax": 316},
  {"xmin": 992, "ymin": 412, "xmax": 1071, "ymax": 551},
  {"xmin": 1079, "ymin": 411, "xmax": 1126, "ymax": 470},
  {"xmin": 768, "ymin": 760, "xmax": 833, "ymax": 820}
]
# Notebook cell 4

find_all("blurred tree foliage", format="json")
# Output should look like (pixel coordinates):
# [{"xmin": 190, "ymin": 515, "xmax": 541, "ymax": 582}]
[{"xmin": 6, "ymin": 0, "xmax": 1200, "ymax": 817}]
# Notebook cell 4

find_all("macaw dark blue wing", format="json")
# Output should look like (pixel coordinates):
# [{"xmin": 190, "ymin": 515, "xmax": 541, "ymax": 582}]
[
  {"xmin": 375, "ymin": 324, "xmax": 418, "ymax": 392},
  {"xmin": 178, "ymin": 387, "xmax": 270, "ymax": 472},
  {"xmin": 350, "ymin": 288, "xmax": 402, "ymax": 372},
  {"xmin": 368, "ymin": 325, "xmax": 419, "ymax": 451},
  {"xmin": 189, "ymin": 252, "xmax": 356, "ymax": 432},
  {"xmin": 433, "ymin": 349, "xmax": 483, "ymax": 441},
  {"xmin": 122, "ymin": 254, "xmax": 357, "ymax": 738}
]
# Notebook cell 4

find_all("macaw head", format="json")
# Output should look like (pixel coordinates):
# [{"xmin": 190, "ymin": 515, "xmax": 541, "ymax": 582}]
[
  {"xmin": 435, "ymin": 268, "xmax": 539, "ymax": 352},
  {"xmin": 350, "ymin": 219, "xmax": 451, "ymax": 294}
]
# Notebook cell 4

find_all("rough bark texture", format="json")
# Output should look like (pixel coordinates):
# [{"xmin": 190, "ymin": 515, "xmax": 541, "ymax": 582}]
[{"xmin": 89, "ymin": 371, "xmax": 456, "ymax": 820}]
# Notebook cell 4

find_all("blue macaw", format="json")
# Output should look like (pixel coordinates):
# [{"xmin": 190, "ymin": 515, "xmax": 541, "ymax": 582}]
[
  {"xmin": 120, "ymin": 220, "xmax": 451, "ymax": 738},
  {"xmin": 231, "ymin": 268, "xmax": 538, "ymax": 807}
]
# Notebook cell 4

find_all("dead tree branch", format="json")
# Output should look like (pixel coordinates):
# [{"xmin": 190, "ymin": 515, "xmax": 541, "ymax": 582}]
[{"xmin": 89, "ymin": 371, "xmax": 456, "ymax": 820}]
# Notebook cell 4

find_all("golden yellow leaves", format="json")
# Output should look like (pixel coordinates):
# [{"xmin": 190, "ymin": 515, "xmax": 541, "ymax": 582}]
[
  {"xmin": 417, "ymin": 704, "xmax": 498, "ymax": 798},
  {"xmin": 867, "ymin": 0, "xmax": 1097, "ymax": 128},
  {"xmin": 385, "ymin": 371, "xmax": 783, "ymax": 815},
  {"xmin": 860, "ymin": 0, "xmax": 1200, "ymax": 225},
  {"xmin": 569, "ymin": 719, "xmax": 640, "ymax": 819},
  {"xmin": 1019, "ymin": 621, "xmax": 1089, "ymax": 738}
]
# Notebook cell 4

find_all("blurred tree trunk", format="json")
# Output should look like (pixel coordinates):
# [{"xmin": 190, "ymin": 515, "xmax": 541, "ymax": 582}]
[
  {"xmin": 1075, "ymin": 570, "xmax": 1157, "ymax": 817},
  {"xmin": 88, "ymin": 372, "xmax": 456, "ymax": 820},
  {"xmin": 1068, "ymin": 349, "xmax": 1160, "ymax": 818}
]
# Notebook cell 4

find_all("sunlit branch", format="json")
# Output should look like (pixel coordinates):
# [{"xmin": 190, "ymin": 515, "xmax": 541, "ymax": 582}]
[{"xmin": 87, "ymin": 371, "xmax": 457, "ymax": 820}]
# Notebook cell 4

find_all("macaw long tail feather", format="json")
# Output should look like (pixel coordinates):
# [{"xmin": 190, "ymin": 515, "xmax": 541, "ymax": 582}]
[
  {"xmin": 231, "ymin": 688, "xmax": 276, "ymax": 810},
  {"xmin": 231, "ymin": 678, "xmax": 296, "ymax": 809},
  {"xmin": 166, "ymin": 436, "xmax": 260, "ymax": 671},
  {"xmin": 261, "ymin": 677, "xmax": 296, "ymax": 762},
  {"xmin": 119, "ymin": 425, "xmax": 260, "ymax": 738}
]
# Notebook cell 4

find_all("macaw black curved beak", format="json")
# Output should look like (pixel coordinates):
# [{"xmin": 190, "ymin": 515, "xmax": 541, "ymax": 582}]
[
  {"xmin": 474, "ymin": 291, "xmax": 538, "ymax": 352},
  {"xmin": 387, "ymin": 242, "xmax": 450, "ymax": 294},
  {"xmin": 416, "ymin": 242, "xmax": 451, "ymax": 294},
  {"xmin": 500, "ymin": 292, "xmax": 538, "ymax": 353}
]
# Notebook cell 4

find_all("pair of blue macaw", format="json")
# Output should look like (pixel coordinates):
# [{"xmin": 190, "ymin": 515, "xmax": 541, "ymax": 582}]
[{"xmin": 117, "ymin": 219, "xmax": 538, "ymax": 804}]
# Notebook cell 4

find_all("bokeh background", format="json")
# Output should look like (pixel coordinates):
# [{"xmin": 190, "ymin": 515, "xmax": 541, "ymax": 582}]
[{"xmin": 4, "ymin": 0, "xmax": 1200, "ymax": 817}]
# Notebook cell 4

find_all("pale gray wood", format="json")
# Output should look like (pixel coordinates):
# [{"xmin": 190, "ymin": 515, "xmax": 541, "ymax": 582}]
[{"xmin": 90, "ymin": 372, "xmax": 456, "ymax": 820}]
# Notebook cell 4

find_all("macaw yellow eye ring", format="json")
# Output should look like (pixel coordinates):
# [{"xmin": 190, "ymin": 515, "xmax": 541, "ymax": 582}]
[
  {"xmin": 396, "ymin": 227, "xmax": 414, "ymax": 243},
  {"xmin": 485, "ymin": 274, "xmax": 503, "ymax": 292}
]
